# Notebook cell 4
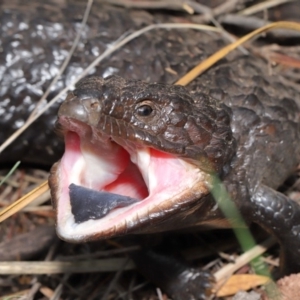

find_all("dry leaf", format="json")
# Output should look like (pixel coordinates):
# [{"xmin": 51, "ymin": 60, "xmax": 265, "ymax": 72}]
[{"xmin": 216, "ymin": 274, "xmax": 270, "ymax": 297}]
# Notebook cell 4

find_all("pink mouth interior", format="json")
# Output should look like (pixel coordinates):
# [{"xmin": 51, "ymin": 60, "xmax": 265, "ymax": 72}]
[
  {"xmin": 60, "ymin": 131, "xmax": 149, "ymax": 212},
  {"xmin": 54, "ymin": 117, "xmax": 205, "ymax": 241}
]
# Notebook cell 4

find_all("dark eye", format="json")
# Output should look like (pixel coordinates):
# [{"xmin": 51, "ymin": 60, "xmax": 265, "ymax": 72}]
[{"xmin": 136, "ymin": 105, "xmax": 153, "ymax": 117}]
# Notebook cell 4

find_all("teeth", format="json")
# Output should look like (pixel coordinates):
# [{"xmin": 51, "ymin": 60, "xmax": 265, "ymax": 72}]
[{"xmin": 135, "ymin": 148, "xmax": 156, "ymax": 193}]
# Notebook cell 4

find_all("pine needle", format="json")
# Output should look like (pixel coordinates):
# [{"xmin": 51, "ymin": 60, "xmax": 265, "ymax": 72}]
[{"xmin": 0, "ymin": 181, "xmax": 49, "ymax": 223}]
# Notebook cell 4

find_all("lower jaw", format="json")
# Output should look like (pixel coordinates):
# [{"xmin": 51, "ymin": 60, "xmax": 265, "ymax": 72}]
[{"xmin": 50, "ymin": 160, "xmax": 210, "ymax": 243}]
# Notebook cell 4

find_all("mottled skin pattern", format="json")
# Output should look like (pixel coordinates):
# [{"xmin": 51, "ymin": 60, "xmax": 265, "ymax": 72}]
[
  {"xmin": 67, "ymin": 76, "xmax": 236, "ymax": 174},
  {"xmin": 1, "ymin": 1, "xmax": 300, "ymax": 299}
]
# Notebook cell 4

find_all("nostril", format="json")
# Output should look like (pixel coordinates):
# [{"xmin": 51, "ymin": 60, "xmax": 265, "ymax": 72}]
[
  {"xmin": 81, "ymin": 99, "xmax": 101, "ymax": 126},
  {"xmin": 82, "ymin": 98, "xmax": 101, "ymax": 113},
  {"xmin": 91, "ymin": 102, "xmax": 99, "ymax": 109}
]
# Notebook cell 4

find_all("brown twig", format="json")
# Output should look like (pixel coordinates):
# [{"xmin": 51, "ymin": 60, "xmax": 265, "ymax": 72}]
[
  {"xmin": 99, "ymin": 0, "xmax": 211, "ymax": 14},
  {"xmin": 191, "ymin": 0, "xmax": 241, "ymax": 23},
  {"xmin": 238, "ymin": 0, "xmax": 296, "ymax": 16},
  {"xmin": 220, "ymin": 14, "xmax": 300, "ymax": 38}
]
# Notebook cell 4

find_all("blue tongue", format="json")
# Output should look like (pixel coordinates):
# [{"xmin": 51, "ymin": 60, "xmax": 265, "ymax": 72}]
[{"xmin": 69, "ymin": 183, "xmax": 139, "ymax": 223}]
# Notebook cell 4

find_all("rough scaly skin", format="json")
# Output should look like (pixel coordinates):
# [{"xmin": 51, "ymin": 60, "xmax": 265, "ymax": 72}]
[
  {"xmin": 50, "ymin": 73, "xmax": 300, "ymax": 252},
  {"xmin": 2, "ymin": 0, "xmax": 298, "ymax": 167},
  {"xmin": 1, "ymin": 1, "xmax": 300, "ymax": 299}
]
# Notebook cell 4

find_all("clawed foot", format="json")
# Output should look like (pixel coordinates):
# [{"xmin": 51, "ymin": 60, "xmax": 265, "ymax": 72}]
[{"xmin": 165, "ymin": 268, "xmax": 214, "ymax": 300}]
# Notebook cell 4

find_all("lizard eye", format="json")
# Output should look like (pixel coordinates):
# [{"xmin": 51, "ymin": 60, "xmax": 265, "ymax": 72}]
[
  {"xmin": 135, "ymin": 100, "xmax": 155, "ymax": 118},
  {"xmin": 136, "ymin": 105, "xmax": 153, "ymax": 116}
]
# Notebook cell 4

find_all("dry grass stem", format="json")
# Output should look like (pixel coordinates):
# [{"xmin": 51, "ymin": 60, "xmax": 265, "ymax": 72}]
[
  {"xmin": 214, "ymin": 237, "xmax": 277, "ymax": 282},
  {"xmin": 176, "ymin": 21, "xmax": 300, "ymax": 86},
  {"xmin": 0, "ymin": 181, "xmax": 49, "ymax": 222},
  {"xmin": 0, "ymin": 259, "xmax": 135, "ymax": 275}
]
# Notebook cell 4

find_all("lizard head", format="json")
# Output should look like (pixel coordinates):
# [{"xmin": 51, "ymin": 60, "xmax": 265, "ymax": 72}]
[{"xmin": 49, "ymin": 75, "xmax": 235, "ymax": 242}]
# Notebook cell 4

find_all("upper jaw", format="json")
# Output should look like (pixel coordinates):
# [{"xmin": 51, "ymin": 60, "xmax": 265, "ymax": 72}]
[{"xmin": 49, "ymin": 117, "xmax": 210, "ymax": 242}]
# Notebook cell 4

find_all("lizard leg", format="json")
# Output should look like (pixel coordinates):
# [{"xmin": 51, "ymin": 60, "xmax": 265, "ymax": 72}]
[
  {"xmin": 131, "ymin": 249, "xmax": 214, "ymax": 300},
  {"xmin": 250, "ymin": 184, "xmax": 300, "ymax": 275}
]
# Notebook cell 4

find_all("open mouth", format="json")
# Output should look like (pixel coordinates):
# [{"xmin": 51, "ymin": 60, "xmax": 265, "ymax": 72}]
[
  {"xmin": 48, "ymin": 75, "xmax": 221, "ymax": 242},
  {"xmin": 49, "ymin": 116, "xmax": 209, "ymax": 242}
]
